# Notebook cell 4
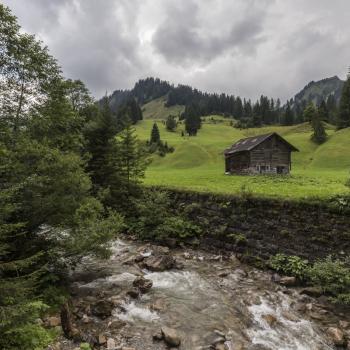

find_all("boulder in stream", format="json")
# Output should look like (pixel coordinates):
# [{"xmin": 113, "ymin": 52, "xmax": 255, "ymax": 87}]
[
  {"xmin": 132, "ymin": 276, "xmax": 153, "ymax": 293},
  {"xmin": 326, "ymin": 327, "xmax": 345, "ymax": 346},
  {"xmin": 90, "ymin": 300, "xmax": 114, "ymax": 319},
  {"xmin": 279, "ymin": 276, "xmax": 297, "ymax": 286},
  {"xmin": 142, "ymin": 254, "xmax": 176, "ymax": 271},
  {"xmin": 161, "ymin": 326, "xmax": 181, "ymax": 347}
]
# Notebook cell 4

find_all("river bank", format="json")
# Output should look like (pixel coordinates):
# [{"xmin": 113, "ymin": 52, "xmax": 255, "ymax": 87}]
[{"xmin": 46, "ymin": 238, "xmax": 350, "ymax": 350}]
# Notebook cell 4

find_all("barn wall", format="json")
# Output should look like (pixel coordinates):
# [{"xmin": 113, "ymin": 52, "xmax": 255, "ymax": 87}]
[
  {"xmin": 250, "ymin": 135, "xmax": 291, "ymax": 174},
  {"xmin": 168, "ymin": 190, "xmax": 350, "ymax": 262},
  {"xmin": 225, "ymin": 152, "xmax": 250, "ymax": 173}
]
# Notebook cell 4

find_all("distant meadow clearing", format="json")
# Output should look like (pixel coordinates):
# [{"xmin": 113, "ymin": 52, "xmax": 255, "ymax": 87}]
[{"xmin": 135, "ymin": 117, "xmax": 350, "ymax": 199}]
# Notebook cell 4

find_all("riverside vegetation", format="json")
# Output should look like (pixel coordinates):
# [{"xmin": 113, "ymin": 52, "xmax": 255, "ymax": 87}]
[{"xmin": 1, "ymin": 3, "xmax": 350, "ymax": 350}]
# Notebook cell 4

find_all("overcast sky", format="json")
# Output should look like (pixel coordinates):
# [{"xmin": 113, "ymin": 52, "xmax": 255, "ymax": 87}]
[{"xmin": 3, "ymin": 0, "xmax": 350, "ymax": 101}]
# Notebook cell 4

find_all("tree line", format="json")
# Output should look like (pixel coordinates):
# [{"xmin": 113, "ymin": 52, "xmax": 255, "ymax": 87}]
[{"xmin": 0, "ymin": 5, "xmax": 147, "ymax": 348}]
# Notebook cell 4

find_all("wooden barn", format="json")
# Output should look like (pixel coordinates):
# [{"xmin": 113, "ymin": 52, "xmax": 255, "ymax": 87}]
[{"xmin": 224, "ymin": 132, "xmax": 299, "ymax": 175}]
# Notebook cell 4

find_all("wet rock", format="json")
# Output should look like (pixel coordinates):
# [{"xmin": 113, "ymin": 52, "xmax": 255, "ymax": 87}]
[
  {"xmin": 340, "ymin": 320, "xmax": 350, "ymax": 329},
  {"xmin": 183, "ymin": 252, "xmax": 191, "ymax": 259},
  {"xmin": 91, "ymin": 300, "xmax": 114, "ymax": 319},
  {"xmin": 161, "ymin": 326, "xmax": 181, "ymax": 347},
  {"xmin": 175, "ymin": 261, "xmax": 185, "ymax": 270},
  {"xmin": 271, "ymin": 273, "xmax": 281, "ymax": 283},
  {"xmin": 45, "ymin": 316, "xmax": 61, "ymax": 327},
  {"xmin": 153, "ymin": 330, "xmax": 163, "ymax": 341},
  {"xmin": 310, "ymin": 312, "xmax": 325, "ymax": 321},
  {"xmin": 326, "ymin": 327, "xmax": 345, "ymax": 346},
  {"xmin": 107, "ymin": 338, "xmax": 116, "ymax": 349},
  {"xmin": 98, "ymin": 334, "xmax": 107, "ymax": 345},
  {"xmin": 143, "ymin": 254, "xmax": 176, "ymax": 271},
  {"xmin": 151, "ymin": 298, "xmax": 166, "ymax": 312},
  {"xmin": 109, "ymin": 319, "xmax": 126, "ymax": 330},
  {"xmin": 281, "ymin": 311, "xmax": 299, "ymax": 322},
  {"xmin": 214, "ymin": 330, "xmax": 226, "ymax": 338},
  {"xmin": 299, "ymin": 287, "xmax": 323, "ymax": 297},
  {"xmin": 235, "ymin": 269, "xmax": 248, "ymax": 278},
  {"xmin": 132, "ymin": 276, "xmax": 153, "ymax": 293},
  {"xmin": 218, "ymin": 271, "xmax": 230, "ymax": 278},
  {"xmin": 279, "ymin": 276, "xmax": 297, "ymax": 287},
  {"xmin": 81, "ymin": 314, "xmax": 91, "ymax": 324},
  {"xmin": 126, "ymin": 288, "xmax": 140, "ymax": 298},
  {"xmin": 215, "ymin": 343, "xmax": 226, "ymax": 350},
  {"xmin": 134, "ymin": 254, "xmax": 145, "ymax": 263},
  {"xmin": 262, "ymin": 314, "xmax": 277, "ymax": 327}
]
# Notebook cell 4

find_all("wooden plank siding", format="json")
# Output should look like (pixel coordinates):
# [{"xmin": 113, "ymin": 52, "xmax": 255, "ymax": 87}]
[{"xmin": 225, "ymin": 134, "xmax": 294, "ymax": 175}]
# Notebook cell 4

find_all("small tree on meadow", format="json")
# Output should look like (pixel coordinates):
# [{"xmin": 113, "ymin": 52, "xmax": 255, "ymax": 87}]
[
  {"xmin": 166, "ymin": 115, "xmax": 177, "ymax": 131},
  {"xmin": 311, "ymin": 111, "xmax": 327, "ymax": 144},
  {"xmin": 150, "ymin": 122, "xmax": 160, "ymax": 144}
]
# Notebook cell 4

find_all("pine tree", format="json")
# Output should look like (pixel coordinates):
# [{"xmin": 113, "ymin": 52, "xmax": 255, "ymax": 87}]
[
  {"xmin": 318, "ymin": 100, "xmax": 329, "ymax": 122},
  {"xmin": 283, "ymin": 102, "xmax": 294, "ymax": 125},
  {"xmin": 165, "ymin": 115, "xmax": 177, "ymax": 131},
  {"xmin": 150, "ymin": 122, "xmax": 161, "ymax": 144},
  {"xmin": 116, "ymin": 122, "xmax": 147, "ymax": 192},
  {"xmin": 311, "ymin": 111, "xmax": 327, "ymax": 144},
  {"xmin": 337, "ymin": 71, "xmax": 350, "ymax": 129},
  {"xmin": 303, "ymin": 102, "xmax": 317, "ymax": 122}
]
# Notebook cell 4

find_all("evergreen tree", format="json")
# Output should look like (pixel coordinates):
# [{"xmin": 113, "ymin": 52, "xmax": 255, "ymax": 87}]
[
  {"xmin": 311, "ymin": 111, "xmax": 327, "ymax": 144},
  {"xmin": 337, "ymin": 72, "xmax": 350, "ymax": 129},
  {"xmin": 318, "ymin": 100, "xmax": 329, "ymax": 122},
  {"xmin": 116, "ymin": 122, "xmax": 147, "ymax": 193},
  {"xmin": 85, "ymin": 97, "xmax": 118, "ymax": 188},
  {"xmin": 165, "ymin": 115, "xmax": 177, "ymax": 131},
  {"xmin": 150, "ymin": 122, "xmax": 161, "ymax": 144},
  {"xmin": 283, "ymin": 102, "xmax": 294, "ymax": 125},
  {"xmin": 303, "ymin": 102, "xmax": 317, "ymax": 122}
]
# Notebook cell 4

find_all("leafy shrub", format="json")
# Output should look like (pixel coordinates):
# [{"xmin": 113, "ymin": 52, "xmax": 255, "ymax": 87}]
[
  {"xmin": 129, "ymin": 189, "xmax": 200, "ymax": 241},
  {"xmin": 0, "ymin": 301, "xmax": 55, "ymax": 350},
  {"xmin": 307, "ymin": 256, "xmax": 350, "ymax": 304},
  {"xmin": 227, "ymin": 233, "xmax": 247, "ymax": 245},
  {"xmin": 269, "ymin": 254, "xmax": 309, "ymax": 280},
  {"xmin": 80, "ymin": 343, "xmax": 92, "ymax": 350}
]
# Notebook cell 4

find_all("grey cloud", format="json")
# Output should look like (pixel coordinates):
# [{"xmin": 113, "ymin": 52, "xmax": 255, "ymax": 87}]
[
  {"xmin": 2, "ymin": 0, "xmax": 350, "ymax": 101},
  {"xmin": 151, "ymin": 0, "xmax": 268, "ymax": 66}
]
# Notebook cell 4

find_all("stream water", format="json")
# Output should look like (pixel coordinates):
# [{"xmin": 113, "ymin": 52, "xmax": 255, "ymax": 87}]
[{"xmin": 68, "ymin": 239, "xmax": 338, "ymax": 350}]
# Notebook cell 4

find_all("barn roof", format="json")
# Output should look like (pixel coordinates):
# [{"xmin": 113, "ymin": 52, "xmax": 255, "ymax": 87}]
[{"xmin": 224, "ymin": 132, "xmax": 299, "ymax": 155}]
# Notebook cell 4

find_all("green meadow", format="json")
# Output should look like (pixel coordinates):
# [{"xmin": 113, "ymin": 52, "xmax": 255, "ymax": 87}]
[{"xmin": 134, "ymin": 114, "xmax": 350, "ymax": 199}]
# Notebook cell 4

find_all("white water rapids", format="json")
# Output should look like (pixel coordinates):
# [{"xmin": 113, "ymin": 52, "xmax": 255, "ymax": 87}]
[{"xmin": 73, "ymin": 239, "xmax": 336, "ymax": 350}]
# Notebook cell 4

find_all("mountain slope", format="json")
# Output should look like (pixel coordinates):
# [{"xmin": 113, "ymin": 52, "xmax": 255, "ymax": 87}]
[
  {"xmin": 293, "ymin": 76, "xmax": 344, "ymax": 106},
  {"xmin": 142, "ymin": 96, "xmax": 184, "ymax": 119}
]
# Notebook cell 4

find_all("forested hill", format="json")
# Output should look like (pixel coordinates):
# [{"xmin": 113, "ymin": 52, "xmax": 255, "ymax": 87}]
[{"xmin": 105, "ymin": 75, "xmax": 345, "ymax": 126}]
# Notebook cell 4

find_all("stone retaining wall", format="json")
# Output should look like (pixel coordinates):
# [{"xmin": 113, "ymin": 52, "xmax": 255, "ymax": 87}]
[{"xmin": 169, "ymin": 190, "xmax": 350, "ymax": 262}]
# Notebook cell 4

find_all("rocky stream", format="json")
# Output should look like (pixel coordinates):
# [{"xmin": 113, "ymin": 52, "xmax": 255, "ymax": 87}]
[{"xmin": 48, "ymin": 238, "xmax": 350, "ymax": 350}]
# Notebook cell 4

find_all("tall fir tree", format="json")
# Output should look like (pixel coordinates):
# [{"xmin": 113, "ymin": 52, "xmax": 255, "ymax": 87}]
[
  {"xmin": 283, "ymin": 102, "xmax": 294, "ymax": 125},
  {"xmin": 311, "ymin": 111, "xmax": 327, "ymax": 144},
  {"xmin": 150, "ymin": 122, "xmax": 161, "ymax": 144},
  {"xmin": 337, "ymin": 70, "xmax": 350, "ymax": 129}
]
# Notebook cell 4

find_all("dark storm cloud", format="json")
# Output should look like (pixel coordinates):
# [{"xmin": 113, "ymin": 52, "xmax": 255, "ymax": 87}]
[{"xmin": 2, "ymin": 0, "xmax": 350, "ymax": 101}]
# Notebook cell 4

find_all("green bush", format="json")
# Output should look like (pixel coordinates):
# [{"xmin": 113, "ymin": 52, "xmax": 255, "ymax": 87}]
[
  {"xmin": 129, "ymin": 189, "xmax": 200, "ymax": 241},
  {"xmin": 80, "ymin": 343, "xmax": 92, "ymax": 350},
  {"xmin": 269, "ymin": 254, "xmax": 309, "ymax": 280},
  {"xmin": 307, "ymin": 256, "xmax": 350, "ymax": 304}
]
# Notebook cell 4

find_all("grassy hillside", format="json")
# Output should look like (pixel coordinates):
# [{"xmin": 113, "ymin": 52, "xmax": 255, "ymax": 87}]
[
  {"xmin": 135, "ymin": 117, "xmax": 350, "ymax": 199},
  {"xmin": 142, "ymin": 96, "xmax": 185, "ymax": 119}
]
